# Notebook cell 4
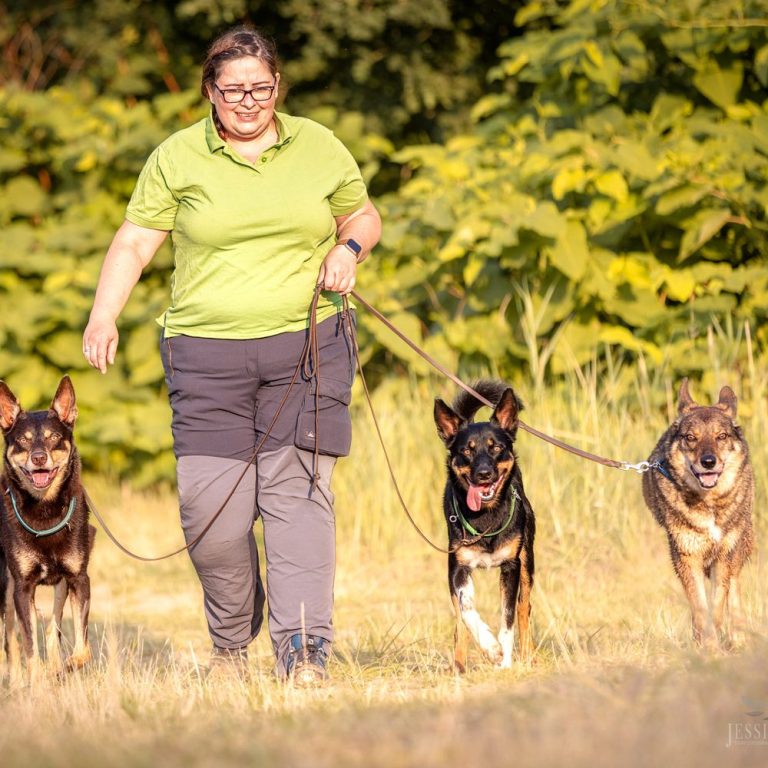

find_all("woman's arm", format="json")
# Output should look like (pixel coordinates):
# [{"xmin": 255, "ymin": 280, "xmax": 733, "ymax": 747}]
[
  {"xmin": 319, "ymin": 199, "xmax": 382, "ymax": 295},
  {"xmin": 83, "ymin": 220, "xmax": 168, "ymax": 373}
]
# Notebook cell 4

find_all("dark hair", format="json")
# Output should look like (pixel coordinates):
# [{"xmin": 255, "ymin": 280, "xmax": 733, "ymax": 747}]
[{"xmin": 201, "ymin": 25, "xmax": 279, "ymax": 135}]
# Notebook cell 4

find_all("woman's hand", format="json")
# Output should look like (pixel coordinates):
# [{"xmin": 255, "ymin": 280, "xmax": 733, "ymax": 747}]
[
  {"xmin": 319, "ymin": 199, "xmax": 382, "ymax": 294},
  {"xmin": 82, "ymin": 220, "xmax": 168, "ymax": 374},
  {"xmin": 83, "ymin": 316, "xmax": 119, "ymax": 374},
  {"xmin": 317, "ymin": 246, "xmax": 357, "ymax": 295}
]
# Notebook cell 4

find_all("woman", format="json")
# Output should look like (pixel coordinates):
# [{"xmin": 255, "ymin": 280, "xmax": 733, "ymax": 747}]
[{"xmin": 83, "ymin": 25, "xmax": 381, "ymax": 686}]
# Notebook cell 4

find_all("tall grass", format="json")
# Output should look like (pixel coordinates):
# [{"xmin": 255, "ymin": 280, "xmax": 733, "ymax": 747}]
[{"xmin": 1, "ymin": 331, "xmax": 767, "ymax": 767}]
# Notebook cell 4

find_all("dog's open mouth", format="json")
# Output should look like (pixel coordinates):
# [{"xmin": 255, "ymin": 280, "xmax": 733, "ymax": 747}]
[
  {"xmin": 694, "ymin": 470, "xmax": 721, "ymax": 489},
  {"xmin": 21, "ymin": 466, "xmax": 59, "ymax": 489},
  {"xmin": 467, "ymin": 481, "xmax": 499, "ymax": 512}
]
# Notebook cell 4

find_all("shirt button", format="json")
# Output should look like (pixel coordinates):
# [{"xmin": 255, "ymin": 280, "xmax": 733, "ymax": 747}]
[{"xmin": 260, "ymin": 157, "xmax": 268, "ymax": 163}]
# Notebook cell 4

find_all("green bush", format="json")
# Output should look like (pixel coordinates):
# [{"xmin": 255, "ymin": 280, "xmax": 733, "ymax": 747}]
[{"xmin": 1, "ymin": 0, "xmax": 766, "ymax": 484}]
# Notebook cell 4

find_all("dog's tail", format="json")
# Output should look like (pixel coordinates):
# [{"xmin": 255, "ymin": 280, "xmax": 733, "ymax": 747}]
[{"xmin": 452, "ymin": 380, "xmax": 523, "ymax": 422}]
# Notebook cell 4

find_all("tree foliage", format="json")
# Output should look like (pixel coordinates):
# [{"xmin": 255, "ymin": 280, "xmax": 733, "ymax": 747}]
[
  {"xmin": 0, "ymin": 0, "xmax": 522, "ymax": 149},
  {"xmin": 1, "ymin": 0, "xmax": 766, "ymax": 484},
  {"xmin": 374, "ymin": 0, "xmax": 768, "ymax": 380}
]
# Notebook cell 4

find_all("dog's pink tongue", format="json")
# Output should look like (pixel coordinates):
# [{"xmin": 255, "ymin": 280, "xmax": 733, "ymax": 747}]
[
  {"xmin": 32, "ymin": 471, "xmax": 51, "ymax": 488},
  {"xmin": 467, "ymin": 484, "xmax": 484, "ymax": 512}
]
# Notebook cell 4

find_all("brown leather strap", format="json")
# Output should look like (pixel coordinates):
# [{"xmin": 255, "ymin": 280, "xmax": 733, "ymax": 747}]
[
  {"xmin": 341, "ymin": 297, "xmax": 506, "ymax": 554},
  {"xmin": 350, "ymin": 289, "xmax": 628, "ymax": 470}
]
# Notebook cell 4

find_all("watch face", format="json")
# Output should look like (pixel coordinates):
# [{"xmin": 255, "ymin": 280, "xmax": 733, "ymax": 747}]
[{"xmin": 343, "ymin": 238, "xmax": 362, "ymax": 255}]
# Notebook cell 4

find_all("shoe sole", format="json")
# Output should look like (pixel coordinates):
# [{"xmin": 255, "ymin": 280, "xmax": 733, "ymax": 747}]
[{"xmin": 291, "ymin": 664, "xmax": 327, "ymax": 688}]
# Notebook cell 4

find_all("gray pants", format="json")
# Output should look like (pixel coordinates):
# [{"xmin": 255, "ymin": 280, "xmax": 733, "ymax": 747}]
[{"xmin": 160, "ymin": 312, "xmax": 355, "ymax": 667}]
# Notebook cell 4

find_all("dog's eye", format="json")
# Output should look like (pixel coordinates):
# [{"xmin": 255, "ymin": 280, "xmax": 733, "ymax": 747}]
[
  {"xmin": 684, "ymin": 433, "xmax": 697, "ymax": 443},
  {"xmin": 717, "ymin": 432, "xmax": 728, "ymax": 441},
  {"xmin": 48, "ymin": 432, "xmax": 61, "ymax": 441},
  {"xmin": 491, "ymin": 444, "xmax": 503, "ymax": 455},
  {"xmin": 462, "ymin": 447, "xmax": 472, "ymax": 457}
]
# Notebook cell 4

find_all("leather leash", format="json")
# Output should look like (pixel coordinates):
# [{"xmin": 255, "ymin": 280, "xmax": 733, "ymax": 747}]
[
  {"xmin": 349, "ymin": 289, "xmax": 650, "ymax": 474},
  {"xmin": 86, "ymin": 286, "xmax": 651, "ymax": 561},
  {"xmin": 340, "ymin": 296, "xmax": 523, "ymax": 555}
]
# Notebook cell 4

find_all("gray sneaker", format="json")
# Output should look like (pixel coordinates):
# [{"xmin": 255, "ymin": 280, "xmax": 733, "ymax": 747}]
[{"xmin": 284, "ymin": 634, "xmax": 329, "ymax": 687}]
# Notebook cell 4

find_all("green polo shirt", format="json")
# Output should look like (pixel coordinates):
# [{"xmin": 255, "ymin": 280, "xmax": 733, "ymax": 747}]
[{"xmin": 125, "ymin": 110, "xmax": 368, "ymax": 338}]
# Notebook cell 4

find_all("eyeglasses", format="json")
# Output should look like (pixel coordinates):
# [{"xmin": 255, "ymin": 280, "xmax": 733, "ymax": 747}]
[{"xmin": 214, "ymin": 82, "xmax": 276, "ymax": 103}]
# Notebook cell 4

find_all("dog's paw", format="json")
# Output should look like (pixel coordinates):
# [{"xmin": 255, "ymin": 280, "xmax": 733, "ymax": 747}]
[
  {"xmin": 65, "ymin": 648, "xmax": 92, "ymax": 672},
  {"xmin": 497, "ymin": 628, "xmax": 514, "ymax": 668},
  {"xmin": 727, "ymin": 630, "xmax": 748, "ymax": 652},
  {"xmin": 481, "ymin": 639, "xmax": 504, "ymax": 665}
]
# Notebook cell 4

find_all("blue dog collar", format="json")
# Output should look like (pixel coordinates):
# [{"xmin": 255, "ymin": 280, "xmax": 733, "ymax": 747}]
[{"xmin": 5, "ymin": 487, "xmax": 76, "ymax": 537}]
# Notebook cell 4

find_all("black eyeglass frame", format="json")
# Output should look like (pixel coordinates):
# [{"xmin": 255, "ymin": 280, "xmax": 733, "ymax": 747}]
[{"xmin": 214, "ymin": 81, "xmax": 277, "ymax": 103}]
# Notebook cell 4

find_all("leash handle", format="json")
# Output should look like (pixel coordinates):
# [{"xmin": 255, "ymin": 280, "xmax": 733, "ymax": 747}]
[{"xmin": 350, "ymin": 289, "xmax": 637, "ymax": 471}]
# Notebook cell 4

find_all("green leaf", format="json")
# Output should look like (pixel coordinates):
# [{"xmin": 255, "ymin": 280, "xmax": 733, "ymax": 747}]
[
  {"xmin": 613, "ymin": 139, "xmax": 661, "ymax": 181},
  {"xmin": 581, "ymin": 50, "xmax": 622, "ymax": 96},
  {"xmin": 607, "ymin": 254, "xmax": 654, "ymax": 290},
  {"xmin": 678, "ymin": 209, "xmax": 732, "ymax": 261},
  {"xmin": 756, "ymin": 45, "xmax": 768, "ymax": 87},
  {"xmin": 1, "ymin": 176, "xmax": 49, "ymax": 218},
  {"xmin": 444, "ymin": 314, "xmax": 512, "ymax": 357},
  {"xmin": 661, "ymin": 268, "xmax": 697, "ymax": 302},
  {"xmin": 692, "ymin": 60, "xmax": 744, "ymax": 110},
  {"xmin": 603, "ymin": 286, "xmax": 667, "ymax": 328},
  {"xmin": 0, "ymin": 147, "xmax": 27, "ymax": 173},
  {"xmin": 522, "ymin": 202, "xmax": 566, "ymax": 239},
  {"xmin": 552, "ymin": 166, "xmax": 587, "ymax": 200},
  {"xmin": 655, "ymin": 185, "xmax": 708, "ymax": 217},
  {"xmin": 463, "ymin": 251, "xmax": 485, "ymax": 287},
  {"xmin": 598, "ymin": 326, "xmax": 663, "ymax": 364},
  {"xmin": 547, "ymin": 221, "xmax": 589, "ymax": 281},
  {"xmin": 594, "ymin": 170, "xmax": 628, "ymax": 202}
]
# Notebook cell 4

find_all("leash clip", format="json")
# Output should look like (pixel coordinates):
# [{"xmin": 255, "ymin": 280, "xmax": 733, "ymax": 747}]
[{"xmin": 620, "ymin": 460, "xmax": 651, "ymax": 474}]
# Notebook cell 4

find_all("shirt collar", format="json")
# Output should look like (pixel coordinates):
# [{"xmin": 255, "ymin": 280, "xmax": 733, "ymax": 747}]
[{"xmin": 205, "ymin": 109, "xmax": 294, "ymax": 154}]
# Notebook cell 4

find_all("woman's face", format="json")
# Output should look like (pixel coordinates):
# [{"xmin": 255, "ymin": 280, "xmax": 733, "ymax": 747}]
[{"xmin": 207, "ymin": 56, "xmax": 279, "ymax": 142}]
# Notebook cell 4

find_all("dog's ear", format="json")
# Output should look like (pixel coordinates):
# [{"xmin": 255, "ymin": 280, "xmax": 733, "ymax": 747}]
[
  {"xmin": 434, "ymin": 399, "xmax": 462, "ymax": 444},
  {"xmin": 491, "ymin": 388, "xmax": 520, "ymax": 433},
  {"xmin": 677, "ymin": 378, "xmax": 697, "ymax": 414},
  {"xmin": 0, "ymin": 380, "xmax": 21, "ymax": 431},
  {"xmin": 716, "ymin": 385, "xmax": 737, "ymax": 419},
  {"xmin": 50, "ymin": 375, "xmax": 78, "ymax": 427}
]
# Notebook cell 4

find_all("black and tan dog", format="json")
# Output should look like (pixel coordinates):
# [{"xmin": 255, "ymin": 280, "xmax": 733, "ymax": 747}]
[
  {"xmin": 434, "ymin": 380, "xmax": 535, "ymax": 671},
  {"xmin": 0, "ymin": 376, "xmax": 95, "ymax": 678},
  {"xmin": 642, "ymin": 379, "xmax": 754, "ymax": 648}
]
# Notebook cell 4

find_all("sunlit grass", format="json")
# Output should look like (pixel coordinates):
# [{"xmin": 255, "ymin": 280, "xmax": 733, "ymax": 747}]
[{"xmin": 2, "ymin": 335, "xmax": 767, "ymax": 766}]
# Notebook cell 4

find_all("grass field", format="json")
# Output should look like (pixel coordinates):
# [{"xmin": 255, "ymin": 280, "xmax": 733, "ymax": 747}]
[{"xmin": 1, "ymin": 350, "xmax": 767, "ymax": 767}]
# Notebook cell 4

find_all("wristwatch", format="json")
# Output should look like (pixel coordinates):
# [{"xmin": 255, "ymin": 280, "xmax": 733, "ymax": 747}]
[{"xmin": 337, "ymin": 238, "xmax": 363, "ymax": 261}]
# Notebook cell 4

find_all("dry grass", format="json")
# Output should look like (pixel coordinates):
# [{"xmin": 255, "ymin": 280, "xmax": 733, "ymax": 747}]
[{"xmin": 2, "ymin": 344, "xmax": 768, "ymax": 767}]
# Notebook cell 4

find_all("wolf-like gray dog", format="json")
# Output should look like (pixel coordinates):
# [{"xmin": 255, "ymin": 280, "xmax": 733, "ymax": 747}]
[{"xmin": 642, "ymin": 379, "xmax": 754, "ymax": 648}]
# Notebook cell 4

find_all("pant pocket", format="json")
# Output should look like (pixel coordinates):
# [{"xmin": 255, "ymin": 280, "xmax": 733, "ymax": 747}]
[{"xmin": 295, "ymin": 377, "xmax": 352, "ymax": 458}]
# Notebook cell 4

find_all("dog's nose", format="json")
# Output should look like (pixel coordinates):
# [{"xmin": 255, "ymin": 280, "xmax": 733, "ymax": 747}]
[
  {"xmin": 700, "ymin": 453, "xmax": 717, "ymax": 470},
  {"xmin": 30, "ymin": 450, "xmax": 47, "ymax": 467},
  {"xmin": 474, "ymin": 467, "xmax": 494, "ymax": 483}
]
